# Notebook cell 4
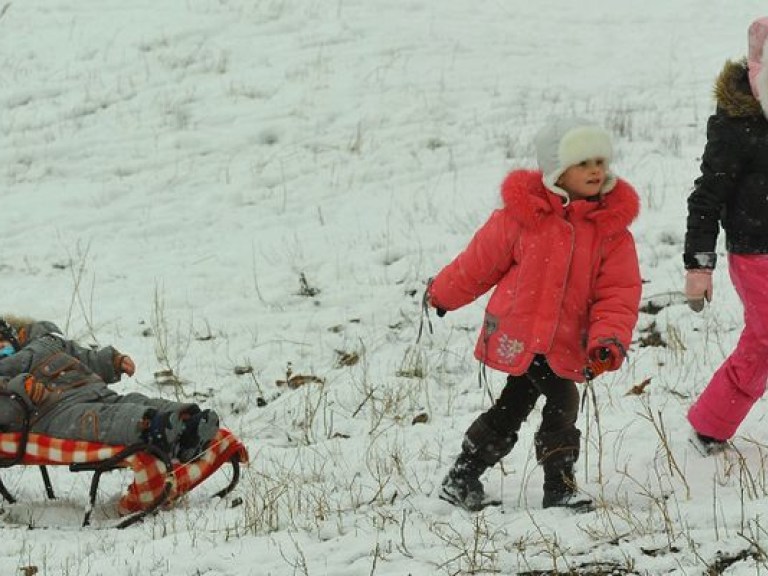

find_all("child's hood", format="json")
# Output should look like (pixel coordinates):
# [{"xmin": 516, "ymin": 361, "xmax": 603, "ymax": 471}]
[
  {"xmin": 500, "ymin": 170, "xmax": 640, "ymax": 237},
  {"xmin": 715, "ymin": 59, "xmax": 762, "ymax": 118}
]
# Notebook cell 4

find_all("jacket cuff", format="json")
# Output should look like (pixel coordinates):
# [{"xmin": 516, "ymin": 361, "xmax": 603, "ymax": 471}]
[
  {"xmin": 683, "ymin": 252, "xmax": 717, "ymax": 270},
  {"xmin": 98, "ymin": 346, "xmax": 121, "ymax": 383}
]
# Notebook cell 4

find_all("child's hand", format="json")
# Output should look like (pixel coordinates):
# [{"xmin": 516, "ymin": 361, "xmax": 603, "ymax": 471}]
[
  {"xmin": 584, "ymin": 345, "xmax": 621, "ymax": 380},
  {"xmin": 24, "ymin": 375, "xmax": 49, "ymax": 405},
  {"xmin": 113, "ymin": 352, "xmax": 136, "ymax": 378},
  {"xmin": 684, "ymin": 270, "xmax": 713, "ymax": 312},
  {"xmin": 120, "ymin": 355, "xmax": 136, "ymax": 377},
  {"xmin": 425, "ymin": 284, "xmax": 447, "ymax": 317}
]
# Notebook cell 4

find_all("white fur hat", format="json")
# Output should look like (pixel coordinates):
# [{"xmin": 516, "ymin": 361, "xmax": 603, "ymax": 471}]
[{"xmin": 534, "ymin": 117, "xmax": 616, "ymax": 203}]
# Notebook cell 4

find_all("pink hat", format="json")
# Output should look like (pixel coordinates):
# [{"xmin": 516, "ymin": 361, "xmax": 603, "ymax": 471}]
[{"xmin": 748, "ymin": 17, "xmax": 768, "ymax": 107}]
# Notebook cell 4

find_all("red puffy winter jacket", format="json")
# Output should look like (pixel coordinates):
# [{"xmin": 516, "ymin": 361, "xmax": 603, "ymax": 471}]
[{"xmin": 428, "ymin": 170, "xmax": 641, "ymax": 382}]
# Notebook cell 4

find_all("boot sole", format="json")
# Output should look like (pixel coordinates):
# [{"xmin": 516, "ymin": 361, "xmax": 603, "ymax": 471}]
[
  {"xmin": 438, "ymin": 488, "xmax": 502, "ymax": 511},
  {"xmin": 543, "ymin": 500, "xmax": 595, "ymax": 513}
]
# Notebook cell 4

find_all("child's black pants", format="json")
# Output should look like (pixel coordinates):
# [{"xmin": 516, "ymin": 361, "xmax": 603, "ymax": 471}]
[{"xmin": 462, "ymin": 355, "xmax": 581, "ymax": 491}]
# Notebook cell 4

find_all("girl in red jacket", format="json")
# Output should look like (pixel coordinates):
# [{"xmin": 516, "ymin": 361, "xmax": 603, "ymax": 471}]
[{"xmin": 427, "ymin": 117, "xmax": 641, "ymax": 512}]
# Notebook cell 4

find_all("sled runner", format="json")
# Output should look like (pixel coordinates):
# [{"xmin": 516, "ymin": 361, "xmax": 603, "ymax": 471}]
[{"xmin": 0, "ymin": 390, "xmax": 248, "ymax": 528}]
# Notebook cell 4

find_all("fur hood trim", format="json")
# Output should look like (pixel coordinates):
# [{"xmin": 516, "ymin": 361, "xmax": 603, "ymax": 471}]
[
  {"xmin": 1, "ymin": 315, "xmax": 36, "ymax": 331},
  {"xmin": 715, "ymin": 59, "xmax": 764, "ymax": 118},
  {"xmin": 500, "ymin": 170, "xmax": 640, "ymax": 237}
]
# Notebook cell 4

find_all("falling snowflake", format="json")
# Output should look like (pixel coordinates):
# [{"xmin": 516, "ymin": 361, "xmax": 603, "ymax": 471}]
[{"xmin": 497, "ymin": 334, "xmax": 524, "ymax": 364}]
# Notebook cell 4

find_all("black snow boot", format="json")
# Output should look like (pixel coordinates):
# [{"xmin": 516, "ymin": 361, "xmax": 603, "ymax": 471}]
[
  {"xmin": 177, "ymin": 409, "xmax": 220, "ymax": 462},
  {"xmin": 690, "ymin": 430, "xmax": 728, "ymax": 456},
  {"xmin": 140, "ymin": 408, "xmax": 186, "ymax": 456},
  {"xmin": 440, "ymin": 451, "xmax": 488, "ymax": 511},
  {"xmin": 542, "ymin": 485, "xmax": 594, "ymax": 512},
  {"xmin": 439, "ymin": 418, "xmax": 516, "ymax": 511},
  {"xmin": 537, "ymin": 431, "xmax": 593, "ymax": 513},
  {"xmin": 541, "ymin": 460, "xmax": 593, "ymax": 512},
  {"xmin": 140, "ymin": 405, "xmax": 211, "ymax": 461}
]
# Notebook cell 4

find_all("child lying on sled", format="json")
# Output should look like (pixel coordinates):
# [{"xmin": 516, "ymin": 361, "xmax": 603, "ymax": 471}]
[{"xmin": 0, "ymin": 315, "xmax": 248, "ymax": 516}]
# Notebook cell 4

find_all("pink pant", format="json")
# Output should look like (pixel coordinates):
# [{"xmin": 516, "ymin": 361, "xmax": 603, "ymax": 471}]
[{"xmin": 688, "ymin": 254, "xmax": 768, "ymax": 440}]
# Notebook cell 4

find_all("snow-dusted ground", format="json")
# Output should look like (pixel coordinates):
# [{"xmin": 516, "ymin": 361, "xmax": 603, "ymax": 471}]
[{"xmin": 2, "ymin": 1, "xmax": 768, "ymax": 574}]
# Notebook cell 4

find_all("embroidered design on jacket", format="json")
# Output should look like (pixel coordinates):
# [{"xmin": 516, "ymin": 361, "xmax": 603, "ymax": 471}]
[{"xmin": 497, "ymin": 334, "xmax": 524, "ymax": 364}]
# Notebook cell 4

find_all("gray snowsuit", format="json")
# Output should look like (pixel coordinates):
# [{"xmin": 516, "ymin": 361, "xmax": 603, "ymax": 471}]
[{"xmin": 0, "ymin": 321, "xmax": 192, "ymax": 446}]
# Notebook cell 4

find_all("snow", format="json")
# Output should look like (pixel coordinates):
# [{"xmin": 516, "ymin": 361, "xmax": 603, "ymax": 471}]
[{"xmin": 2, "ymin": 1, "xmax": 768, "ymax": 574}]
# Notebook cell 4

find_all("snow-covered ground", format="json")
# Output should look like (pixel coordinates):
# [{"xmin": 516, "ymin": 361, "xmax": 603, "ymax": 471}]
[{"xmin": 2, "ymin": 1, "xmax": 768, "ymax": 574}]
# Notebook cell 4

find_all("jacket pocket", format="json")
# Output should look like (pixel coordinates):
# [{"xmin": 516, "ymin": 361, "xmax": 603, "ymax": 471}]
[{"xmin": 30, "ymin": 352, "xmax": 92, "ymax": 392}]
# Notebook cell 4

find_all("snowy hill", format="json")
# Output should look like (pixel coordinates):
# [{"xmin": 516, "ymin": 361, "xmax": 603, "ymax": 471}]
[{"xmin": 2, "ymin": 1, "xmax": 768, "ymax": 574}]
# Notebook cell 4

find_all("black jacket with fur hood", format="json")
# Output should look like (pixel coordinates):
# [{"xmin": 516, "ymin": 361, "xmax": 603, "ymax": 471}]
[{"xmin": 684, "ymin": 59, "xmax": 768, "ymax": 267}]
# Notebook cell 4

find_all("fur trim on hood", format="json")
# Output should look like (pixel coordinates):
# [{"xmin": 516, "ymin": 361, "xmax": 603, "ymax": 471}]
[
  {"xmin": 1, "ymin": 315, "xmax": 35, "ymax": 331},
  {"xmin": 500, "ymin": 170, "xmax": 640, "ymax": 237},
  {"xmin": 715, "ymin": 59, "xmax": 764, "ymax": 118},
  {"xmin": 1, "ymin": 314, "xmax": 39, "ymax": 346}
]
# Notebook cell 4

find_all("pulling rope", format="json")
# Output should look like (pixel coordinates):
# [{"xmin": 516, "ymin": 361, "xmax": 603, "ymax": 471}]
[
  {"xmin": 419, "ymin": 278, "xmax": 497, "ymax": 405},
  {"xmin": 416, "ymin": 281, "xmax": 435, "ymax": 345}
]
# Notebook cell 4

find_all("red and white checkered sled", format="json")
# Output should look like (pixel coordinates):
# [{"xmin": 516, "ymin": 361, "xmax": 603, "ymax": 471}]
[{"xmin": 0, "ymin": 421, "xmax": 249, "ymax": 528}]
